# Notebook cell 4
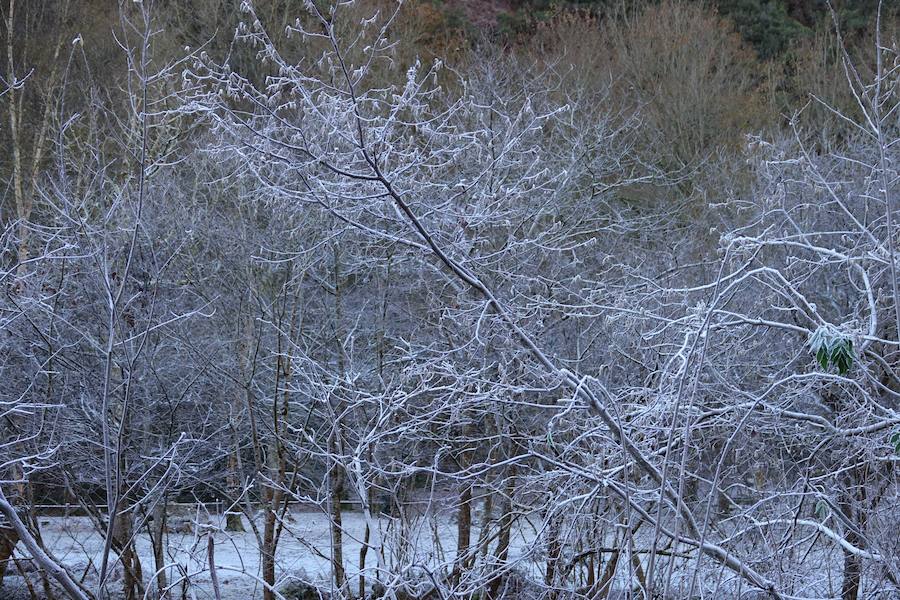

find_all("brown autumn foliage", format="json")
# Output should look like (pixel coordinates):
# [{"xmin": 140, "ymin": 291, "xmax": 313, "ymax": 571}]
[{"xmin": 602, "ymin": 1, "xmax": 768, "ymax": 169}]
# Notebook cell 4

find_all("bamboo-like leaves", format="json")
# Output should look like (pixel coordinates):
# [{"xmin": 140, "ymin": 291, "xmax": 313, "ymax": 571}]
[{"xmin": 809, "ymin": 327, "xmax": 855, "ymax": 375}]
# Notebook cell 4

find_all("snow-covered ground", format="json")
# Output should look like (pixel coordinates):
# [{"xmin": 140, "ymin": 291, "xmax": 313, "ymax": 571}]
[
  {"xmin": 3, "ymin": 508, "xmax": 542, "ymax": 599},
  {"xmin": 1, "ymin": 507, "xmax": 862, "ymax": 599}
]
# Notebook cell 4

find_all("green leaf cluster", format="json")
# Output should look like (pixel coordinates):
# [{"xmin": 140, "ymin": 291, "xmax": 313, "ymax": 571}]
[
  {"xmin": 809, "ymin": 328, "xmax": 855, "ymax": 375},
  {"xmin": 815, "ymin": 338, "xmax": 853, "ymax": 374}
]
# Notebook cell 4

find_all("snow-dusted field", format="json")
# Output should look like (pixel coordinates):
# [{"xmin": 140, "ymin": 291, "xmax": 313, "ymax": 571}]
[
  {"xmin": 1, "ymin": 507, "xmax": 866, "ymax": 599},
  {"xmin": 3, "ymin": 508, "xmax": 542, "ymax": 599}
]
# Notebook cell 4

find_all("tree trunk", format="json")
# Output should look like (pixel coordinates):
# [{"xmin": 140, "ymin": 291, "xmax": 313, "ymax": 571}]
[
  {"xmin": 329, "ymin": 435, "xmax": 347, "ymax": 592},
  {"xmin": 839, "ymin": 481, "xmax": 868, "ymax": 600},
  {"xmin": 451, "ymin": 420, "xmax": 474, "ymax": 587},
  {"xmin": 454, "ymin": 481, "xmax": 473, "ymax": 579},
  {"xmin": 329, "ymin": 243, "xmax": 347, "ymax": 595},
  {"xmin": 486, "ymin": 469, "xmax": 515, "ymax": 600},
  {"xmin": 359, "ymin": 522, "xmax": 370, "ymax": 598},
  {"xmin": 262, "ymin": 489, "xmax": 279, "ymax": 600},
  {"xmin": 476, "ymin": 490, "xmax": 494, "ymax": 559},
  {"xmin": 544, "ymin": 511, "xmax": 562, "ymax": 600},
  {"xmin": 148, "ymin": 501, "xmax": 168, "ymax": 597},
  {"xmin": 5, "ymin": 0, "xmax": 63, "ymax": 288},
  {"xmin": 0, "ymin": 525, "xmax": 17, "ymax": 584},
  {"xmin": 114, "ymin": 506, "xmax": 144, "ymax": 600},
  {"xmin": 225, "ymin": 449, "xmax": 245, "ymax": 533},
  {"xmin": 841, "ymin": 549, "xmax": 861, "ymax": 600}
]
